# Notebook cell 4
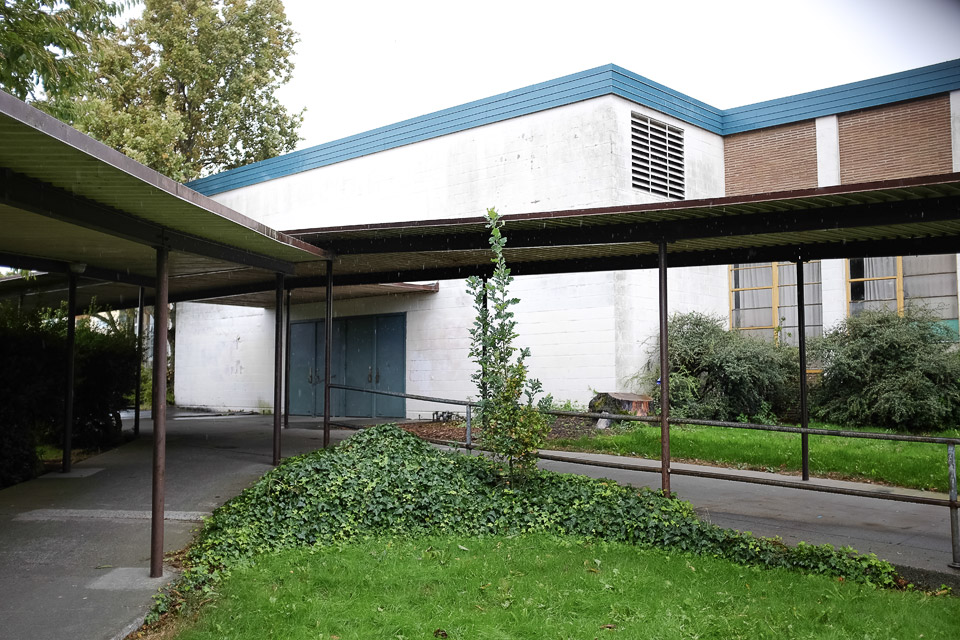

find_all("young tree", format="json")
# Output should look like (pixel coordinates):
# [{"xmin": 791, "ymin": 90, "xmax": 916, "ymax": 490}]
[
  {"xmin": 466, "ymin": 209, "xmax": 548, "ymax": 477},
  {"xmin": 0, "ymin": 0, "xmax": 119, "ymax": 102},
  {"xmin": 71, "ymin": 0, "xmax": 302, "ymax": 180}
]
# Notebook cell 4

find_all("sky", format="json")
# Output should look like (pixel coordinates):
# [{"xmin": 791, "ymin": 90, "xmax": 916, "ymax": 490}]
[{"xmin": 273, "ymin": 0, "xmax": 960, "ymax": 150}]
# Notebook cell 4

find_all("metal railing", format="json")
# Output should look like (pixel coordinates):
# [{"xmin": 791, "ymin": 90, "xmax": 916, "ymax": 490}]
[{"xmin": 327, "ymin": 383, "xmax": 960, "ymax": 570}]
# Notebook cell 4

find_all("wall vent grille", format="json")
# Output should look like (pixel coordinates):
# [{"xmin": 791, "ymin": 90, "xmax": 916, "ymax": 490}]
[{"xmin": 631, "ymin": 113, "xmax": 685, "ymax": 199}]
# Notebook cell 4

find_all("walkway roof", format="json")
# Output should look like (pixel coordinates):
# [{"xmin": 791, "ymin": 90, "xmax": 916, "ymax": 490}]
[{"xmin": 0, "ymin": 90, "xmax": 330, "ymax": 310}]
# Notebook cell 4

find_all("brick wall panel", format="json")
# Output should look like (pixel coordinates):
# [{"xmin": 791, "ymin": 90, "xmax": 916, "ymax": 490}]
[
  {"xmin": 723, "ymin": 121, "xmax": 818, "ymax": 196},
  {"xmin": 838, "ymin": 95, "xmax": 951, "ymax": 184}
]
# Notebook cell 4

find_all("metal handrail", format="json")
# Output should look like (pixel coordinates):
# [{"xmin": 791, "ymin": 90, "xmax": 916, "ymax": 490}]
[{"xmin": 325, "ymin": 382, "xmax": 960, "ymax": 568}]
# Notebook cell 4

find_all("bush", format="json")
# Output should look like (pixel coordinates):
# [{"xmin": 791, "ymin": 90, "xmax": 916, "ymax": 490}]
[
  {"xmin": 156, "ymin": 424, "xmax": 898, "ymax": 622},
  {"xmin": 639, "ymin": 312, "xmax": 798, "ymax": 422},
  {"xmin": 810, "ymin": 309, "xmax": 960, "ymax": 432},
  {"xmin": 0, "ymin": 302, "xmax": 137, "ymax": 486}
]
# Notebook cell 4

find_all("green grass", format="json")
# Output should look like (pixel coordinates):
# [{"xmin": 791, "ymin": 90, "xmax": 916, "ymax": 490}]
[
  {"xmin": 551, "ymin": 423, "xmax": 960, "ymax": 492},
  {"xmin": 175, "ymin": 536, "xmax": 958, "ymax": 640}
]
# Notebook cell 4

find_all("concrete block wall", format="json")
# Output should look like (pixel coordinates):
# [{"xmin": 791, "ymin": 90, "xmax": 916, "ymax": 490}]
[
  {"xmin": 172, "ymin": 96, "xmax": 734, "ymax": 416},
  {"xmin": 175, "ymin": 302, "xmax": 278, "ymax": 412},
  {"xmin": 210, "ymin": 96, "xmax": 633, "ymax": 228}
]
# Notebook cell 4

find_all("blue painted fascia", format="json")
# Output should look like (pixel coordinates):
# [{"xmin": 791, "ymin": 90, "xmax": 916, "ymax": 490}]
[
  {"xmin": 188, "ymin": 58, "xmax": 960, "ymax": 196},
  {"xmin": 721, "ymin": 58, "xmax": 960, "ymax": 134}
]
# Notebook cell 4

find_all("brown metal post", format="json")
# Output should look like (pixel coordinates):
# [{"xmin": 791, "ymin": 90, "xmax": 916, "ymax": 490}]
[
  {"xmin": 797, "ymin": 258, "xmax": 810, "ymax": 481},
  {"xmin": 658, "ymin": 239, "xmax": 671, "ymax": 494},
  {"xmin": 284, "ymin": 289, "xmax": 292, "ymax": 429},
  {"xmin": 134, "ymin": 286, "xmax": 145, "ymax": 437},
  {"xmin": 273, "ymin": 274, "xmax": 284, "ymax": 466},
  {"xmin": 150, "ymin": 246, "xmax": 169, "ymax": 579},
  {"xmin": 481, "ymin": 276, "xmax": 488, "ymax": 404},
  {"xmin": 323, "ymin": 260, "xmax": 333, "ymax": 448},
  {"xmin": 61, "ymin": 272, "xmax": 77, "ymax": 473}
]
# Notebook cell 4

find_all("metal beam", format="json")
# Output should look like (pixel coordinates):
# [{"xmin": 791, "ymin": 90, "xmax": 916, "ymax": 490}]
[
  {"xmin": 658, "ymin": 240, "xmax": 670, "ymax": 495},
  {"xmin": 150, "ymin": 247, "xmax": 169, "ymax": 579},
  {"xmin": 310, "ymin": 196, "xmax": 960, "ymax": 254},
  {"xmin": 0, "ymin": 251, "xmax": 154, "ymax": 288},
  {"xmin": 273, "ymin": 274, "xmax": 284, "ymax": 465},
  {"xmin": 1, "ymin": 168, "xmax": 300, "ymax": 275},
  {"xmin": 797, "ymin": 258, "xmax": 810, "ymax": 481},
  {"xmin": 61, "ymin": 272, "xmax": 77, "ymax": 473},
  {"xmin": 134, "ymin": 287, "xmax": 144, "ymax": 437},
  {"xmin": 284, "ymin": 289, "xmax": 291, "ymax": 429},
  {"xmin": 323, "ymin": 260, "xmax": 333, "ymax": 448}
]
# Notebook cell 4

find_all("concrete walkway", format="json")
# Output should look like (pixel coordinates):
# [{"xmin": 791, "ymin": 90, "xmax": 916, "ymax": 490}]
[
  {"xmin": 0, "ymin": 414, "xmax": 957, "ymax": 640},
  {"xmin": 0, "ymin": 413, "xmax": 351, "ymax": 640}
]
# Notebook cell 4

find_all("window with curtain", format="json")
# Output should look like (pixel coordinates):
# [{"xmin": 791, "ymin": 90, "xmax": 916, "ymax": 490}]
[
  {"xmin": 848, "ymin": 255, "xmax": 959, "ymax": 336},
  {"xmin": 730, "ymin": 261, "xmax": 822, "ymax": 345}
]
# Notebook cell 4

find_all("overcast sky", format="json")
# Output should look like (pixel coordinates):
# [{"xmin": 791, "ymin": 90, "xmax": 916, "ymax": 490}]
[{"xmin": 273, "ymin": 0, "xmax": 960, "ymax": 149}]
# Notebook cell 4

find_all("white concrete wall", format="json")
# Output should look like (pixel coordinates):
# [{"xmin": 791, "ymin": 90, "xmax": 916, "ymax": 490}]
[
  {"xmin": 177, "ymin": 95, "xmax": 728, "ymax": 415},
  {"xmin": 175, "ymin": 303, "xmax": 278, "ymax": 412},
  {"xmin": 211, "ymin": 96, "xmax": 627, "ymax": 228}
]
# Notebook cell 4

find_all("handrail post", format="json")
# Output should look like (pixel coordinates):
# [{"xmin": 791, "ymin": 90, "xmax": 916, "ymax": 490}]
[
  {"xmin": 949, "ymin": 444, "xmax": 960, "ymax": 569},
  {"xmin": 466, "ymin": 405, "xmax": 472, "ymax": 449}
]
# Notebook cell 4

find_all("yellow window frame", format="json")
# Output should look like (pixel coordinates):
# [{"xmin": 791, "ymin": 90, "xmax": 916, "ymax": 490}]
[{"xmin": 845, "ymin": 256, "xmax": 904, "ymax": 316}]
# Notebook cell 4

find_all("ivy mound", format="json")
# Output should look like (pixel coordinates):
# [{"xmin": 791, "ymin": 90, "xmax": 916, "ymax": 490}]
[{"xmin": 158, "ymin": 425, "xmax": 900, "ymax": 620}]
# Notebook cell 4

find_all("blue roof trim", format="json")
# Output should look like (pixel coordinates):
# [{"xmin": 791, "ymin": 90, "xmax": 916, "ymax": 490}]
[
  {"xmin": 188, "ymin": 58, "xmax": 960, "ymax": 196},
  {"xmin": 721, "ymin": 58, "xmax": 960, "ymax": 134}
]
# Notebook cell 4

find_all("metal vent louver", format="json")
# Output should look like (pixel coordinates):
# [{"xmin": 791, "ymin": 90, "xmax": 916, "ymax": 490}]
[{"xmin": 631, "ymin": 113, "xmax": 685, "ymax": 199}]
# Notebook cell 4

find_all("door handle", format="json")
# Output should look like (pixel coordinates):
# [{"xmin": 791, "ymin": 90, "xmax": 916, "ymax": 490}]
[
  {"xmin": 307, "ymin": 367, "xmax": 313, "ymax": 384},
  {"xmin": 375, "ymin": 369, "xmax": 380, "ymax": 384},
  {"xmin": 367, "ymin": 366, "xmax": 373, "ymax": 383}
]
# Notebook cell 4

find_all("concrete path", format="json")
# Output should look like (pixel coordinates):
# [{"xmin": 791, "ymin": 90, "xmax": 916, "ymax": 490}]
[
  {"xmin": 0, "ymin": 414, "xmax": 957, "ymax": 640},
  {"xmin": 0, "ymin": 413, "xmax": 350, "ymax": 640}
]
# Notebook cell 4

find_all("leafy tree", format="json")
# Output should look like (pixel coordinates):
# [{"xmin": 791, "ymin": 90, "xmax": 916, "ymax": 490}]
[
  {"xmin": 73, "ymin": 0, "xmax": 302, "ymax": 180},
  {"xmin": 466, "ymin": 209, "xmax": 548, "ymax": 477},
  {"xmin": 0, "ymin": 0, "xmax": 119, "ymax": 102},
  {"xmin": 810, "ymin": 308, "xmax": 960, "ymax": 433}
]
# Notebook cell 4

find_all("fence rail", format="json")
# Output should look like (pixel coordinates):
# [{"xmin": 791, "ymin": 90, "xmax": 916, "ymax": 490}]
[{"xmin": 326, "ymin": 382, "xmax": 960, "ymax": 569}]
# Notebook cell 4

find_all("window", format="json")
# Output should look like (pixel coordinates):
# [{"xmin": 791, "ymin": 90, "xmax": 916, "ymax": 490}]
[
  {"xmin": 847, "ymin": 255, "xmax": 959, "ymax": 335},
  {"xmin": 631, "ymin": 113, "xmax": 684, "ymax": 199},
  {"xmin": 730, "ymin": 261, "xmax": 823, "ymax": 345}
]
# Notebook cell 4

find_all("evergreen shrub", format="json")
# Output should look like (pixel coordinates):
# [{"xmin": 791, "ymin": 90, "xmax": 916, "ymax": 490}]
[
  {"xmin": 810, "ymin": 309, "xmax": 960, "ymax": 433},
  {"xmin": 0, "ymin": 302, "xmax": 137, "ymax": 486},
  {"xmin": 640, "ymin": 312, "xmax": 798, "ymax": 422}
]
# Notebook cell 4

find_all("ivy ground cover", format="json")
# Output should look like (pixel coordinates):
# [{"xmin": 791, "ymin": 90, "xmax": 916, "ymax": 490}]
[{"xmin": 149, "ymin": 425, "xmax": 955, "ymax": 637}]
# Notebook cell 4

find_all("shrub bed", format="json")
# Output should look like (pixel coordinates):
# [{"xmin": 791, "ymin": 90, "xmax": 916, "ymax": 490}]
[{"xmin": 157, "ymin": 425, "xmax": 901, "ymax": 622}]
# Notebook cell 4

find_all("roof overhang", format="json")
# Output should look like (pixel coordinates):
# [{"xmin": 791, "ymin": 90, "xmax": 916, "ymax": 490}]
[{"xmin": 0, "ymin": 90, "xmax": 331, "ymax": 310}]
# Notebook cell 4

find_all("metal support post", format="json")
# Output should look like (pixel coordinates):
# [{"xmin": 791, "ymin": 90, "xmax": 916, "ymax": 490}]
[
  {"xmin": 323, "ymin": 261, "xmax": 333, "ymax": 448},
  {"xmin": 134, "ymin": 286, "xmax": 145, "ymax": 437},
  {"xmin": 466, "ymin": 405, "xmax": 472, "ymax": 449},
  {"xmin": 272, "ymin": 274, "xmax": 284, "ymax": 466},
  {"xmin": 480, "ymin": 277, "xmax": 488, "ymax": 405},
  {"xmin": 284, "ymin": 289, "xmax": 292, "ymax": 429},
  {"xmin": 150, "ymin": 247, "xmax": 169, "ymax": 579},
  {"xmin": 658, "ymin": 239, "xmax": 671, "ymax": 494},
  {"xmin": 949, "ymin": 444, "xmax": 960, "ymax": 569},
  {"xmin": 797, "ymin": 258, "xmax": 810, "ymax": 481},
  {"xmin": 61, "ymin": 272, "xmax": 77, "ymax": 472}
]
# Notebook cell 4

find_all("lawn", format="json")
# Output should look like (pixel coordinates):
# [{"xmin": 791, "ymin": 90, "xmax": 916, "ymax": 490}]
[
  {"xmin": 174, "ymin": 536, "xmax": 959, "ymax": 640},
  {"xmin": 550, "ymin": 422, "xmax": 960, "ymax": 492}
]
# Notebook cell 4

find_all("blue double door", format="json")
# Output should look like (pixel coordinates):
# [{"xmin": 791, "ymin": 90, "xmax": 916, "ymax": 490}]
[{"xmin": 289, "ymin": 314, "xmax": 405, "ymax": 418}]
